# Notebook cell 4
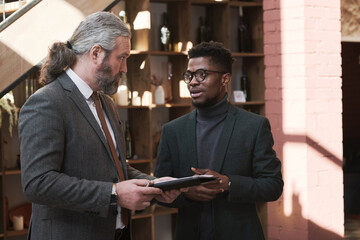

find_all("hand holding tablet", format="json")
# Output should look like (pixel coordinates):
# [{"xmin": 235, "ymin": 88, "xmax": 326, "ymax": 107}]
[{"xmin": 151, "ymin": 175, "xmax": 219, "ymax": 191}]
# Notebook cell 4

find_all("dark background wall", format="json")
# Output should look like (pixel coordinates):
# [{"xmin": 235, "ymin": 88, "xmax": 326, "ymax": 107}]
[{"xmin": 342, "ymin": 41, "xmax": 360, "ymax": 216}]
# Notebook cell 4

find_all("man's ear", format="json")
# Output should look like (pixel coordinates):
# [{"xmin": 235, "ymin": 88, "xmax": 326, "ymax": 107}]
[
  {"xmin": 221, "ymin": 73, "xmax": 231, "ymax": 86},
  {"xmin": 89, "ymin": 45, "xmax": 103, "ymax": 63}
]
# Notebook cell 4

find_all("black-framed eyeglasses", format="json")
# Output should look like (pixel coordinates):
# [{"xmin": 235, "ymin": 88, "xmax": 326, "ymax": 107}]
[{"xmin": 182, "ymin": 69, "xmax": 227, "ymax": 84}]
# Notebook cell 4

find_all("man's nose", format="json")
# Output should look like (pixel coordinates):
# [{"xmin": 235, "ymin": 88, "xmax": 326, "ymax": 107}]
[
  {"xmin": 189, "ymin": 75, "xmax": 200, "ymax": 85},
  {"xmin": 120, "ymin": 61, "xmax": 127, "ymax": 74}
]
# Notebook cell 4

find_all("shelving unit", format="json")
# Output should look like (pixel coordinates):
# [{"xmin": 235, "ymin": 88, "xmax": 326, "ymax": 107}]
[
  {"xmin": 1, "ymin": 104, "xmax": 30, "ymax": 240},
  {"xmin": 0, "ymin": 0, "xmax": 264, "ymax": 239}
]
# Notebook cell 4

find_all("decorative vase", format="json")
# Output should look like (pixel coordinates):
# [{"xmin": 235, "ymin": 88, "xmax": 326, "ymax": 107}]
[{"xmin": 154, "ymin": 85, "xmax": 165, "ymax": 105}]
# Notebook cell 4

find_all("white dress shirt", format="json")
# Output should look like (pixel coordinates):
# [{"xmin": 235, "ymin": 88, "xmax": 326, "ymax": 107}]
[{"xmin": 65, "ymin": 68, "xmax": 124, "ymax": 229}]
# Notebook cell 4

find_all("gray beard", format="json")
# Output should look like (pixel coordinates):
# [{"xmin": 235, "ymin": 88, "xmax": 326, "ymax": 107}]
[
  {"xmin": 96, "ymin": 75, "xmax": 119, "ymax": 95},
  {"xmin": 96, "ymin": 59, "xmax": 121, "ymax": 95}
]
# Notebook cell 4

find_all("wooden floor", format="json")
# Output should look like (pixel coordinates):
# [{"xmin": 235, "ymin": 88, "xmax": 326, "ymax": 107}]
[{"xmin": 345, "ymin": 217, "xmax": 360, "ymax": 239}]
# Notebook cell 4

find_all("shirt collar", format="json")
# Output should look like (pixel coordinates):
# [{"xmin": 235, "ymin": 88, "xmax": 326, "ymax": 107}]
[{"xmin": 65, "ymin": 68, "xmax": 93, "ymax": 100}]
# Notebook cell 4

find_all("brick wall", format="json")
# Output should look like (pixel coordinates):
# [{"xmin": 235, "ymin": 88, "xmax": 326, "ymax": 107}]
[{"xmin": 264, "ymin": 0, "xmax": 343, "ymax": 239}]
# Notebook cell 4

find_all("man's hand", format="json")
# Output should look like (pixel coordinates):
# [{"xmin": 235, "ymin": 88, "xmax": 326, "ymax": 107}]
[
  {"xmin": 191, "ymin": 167, "xmax": 230, "ymax": 191},
  {"xmin": 153, "ymin": 177, "xmax": 187, "ymax": 203},
  {"xmin": 182, "ymin": 167, "xmax": 230, "ymax": 202},
  {"xmin": 115, "ymin": 179, "xmax": 162, "ymax": 210}
]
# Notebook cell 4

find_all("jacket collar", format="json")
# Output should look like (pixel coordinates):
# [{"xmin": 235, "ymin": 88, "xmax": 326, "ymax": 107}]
[
  {"xmin": 212, "ymin": 105, "xmax": 237, "ymax": 172},
  {"xmin": 187, "ymin": 104, "xmax": 237, "ymax": 173}
]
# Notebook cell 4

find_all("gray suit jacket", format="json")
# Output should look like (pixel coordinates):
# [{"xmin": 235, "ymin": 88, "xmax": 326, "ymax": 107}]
[
  {"xmin": 19, "ymin": 72, "xmax": 152, "ymax": 240},
  {"xmin": 155, "ymin": 104, "xmax": 283, "ymax": 240}
]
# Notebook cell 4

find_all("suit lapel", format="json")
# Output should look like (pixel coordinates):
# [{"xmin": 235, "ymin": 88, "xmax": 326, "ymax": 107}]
[
  {"xmin": 212, "ymin": 105, "xmax": 236, "ymax": 172},
  {"xmin": 185, "ymin": 110, "xmax": 198, "ymax": 170},
  {"xmin": 99, "ymin": 94, "xmax": 129, "ymax": 179},
  {"xmin": 58, "ymin": 74, "xmax": 112, "ymax": 161}
]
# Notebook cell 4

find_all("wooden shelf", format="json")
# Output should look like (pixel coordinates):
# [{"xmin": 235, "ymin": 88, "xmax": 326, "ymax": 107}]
[
  {"xmin": 229, "ymin": 1, "xmax": 262, "ymax": 7},
  {"xmin": 149, "ymin": 51, "xmax": 187, "ymax": 56},
  {"xmin": 154, "ymin": 205, "xmax": 178, "ymax": 216},
  {"xmin": 127, "ymin": 159, "xmax": 155, "ymax": 164},
  {"xmin": 232, "ymin": 100, "xmax": 265, "ymax": 106},
  {"xmin": 117, "ymin": 105, "xmax": 148, "ymax": 109},
  {"xmin": 191, "ymin": 0, "xmax": 228, "ymax": 6},
  {"xmin": 117, "ymin": 103, "xmax": 192, "ymax": 109},
  {"xmin": 4, "ymin": 169, "xmax": 21, "ymax": 175},
  {"xmin": 5, "ymin": 229, "xmax": 28, "ymax": 237},
  {"xmin": 232, "ymin": 52, "xmax": 264, "ymax": 57},
  {"xmin": 150, "ymin": 0, "xmax": 185, "ymax": 3},
  {"xmin": 130, "ymin": 50, "xmax": 188, "ymax": 56},
  {"xmin": 153, "ymin": 103, "xmax": 192, "ymax": 108},
  {"xmin": 132, "ymin": 208, "xmax": 153, "ymax": 220}
]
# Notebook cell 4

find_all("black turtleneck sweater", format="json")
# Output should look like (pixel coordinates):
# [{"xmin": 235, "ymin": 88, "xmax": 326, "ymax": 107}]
[
  {"xmin": 196, "ymin": 95, "xmax": 229, "ymax": 240},
  {"xmin": 196, "ymin": 95, "xmax": 229, "ymax": 169}
]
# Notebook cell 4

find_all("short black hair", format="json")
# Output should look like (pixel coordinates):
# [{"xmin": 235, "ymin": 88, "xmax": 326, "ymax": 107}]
[{"xmin": 188, "ymin": 41, "xmax": 234, "ymax": 74}]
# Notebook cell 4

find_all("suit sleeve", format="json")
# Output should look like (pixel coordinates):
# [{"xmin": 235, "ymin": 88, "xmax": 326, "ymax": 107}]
[
  {"xmin": 19, "ymin": 90, "xmax": 112, "ymax": 218},
  {"xmin": 227, "ymin": 117, "xmax": 283, "ymax": 203},
  {"xmin": 154, "ymin": 126, "xmax": 173, "ymax": 177}
]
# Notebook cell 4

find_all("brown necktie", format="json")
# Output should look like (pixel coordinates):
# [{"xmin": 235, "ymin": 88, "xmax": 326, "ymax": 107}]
[{"xmin": 91, "ymin": 92, "xmax": 130, "ymax": 227}]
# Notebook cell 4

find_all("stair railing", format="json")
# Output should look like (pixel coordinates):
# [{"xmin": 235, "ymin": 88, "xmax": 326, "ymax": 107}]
[{"xmin": 0, "ymin": 0, "xmax": 41, "ymax": 32}]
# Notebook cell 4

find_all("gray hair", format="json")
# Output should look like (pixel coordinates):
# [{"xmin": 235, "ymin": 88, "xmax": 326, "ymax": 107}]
[
  {"xmin": 40, "ymin": 11, "xmax": 130, "ymax": 85},
  {"xmin": 70, "ymin": 11, "xmax": 131, "ymax": 54}
]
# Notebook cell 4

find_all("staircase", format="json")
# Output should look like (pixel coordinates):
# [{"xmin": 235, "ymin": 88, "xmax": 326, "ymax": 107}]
[{"xmin": 0, "ymin": 0, "xmax": 119, "ymax": 98}]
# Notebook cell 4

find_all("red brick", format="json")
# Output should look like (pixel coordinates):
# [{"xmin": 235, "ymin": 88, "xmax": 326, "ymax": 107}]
[
  {"xmin": 264, "ymin": 32, "xmax": 282, "ymax": 44},
  {"xmin": 263, "ymin": 0, "xmax": 279, "ymax": 11},
  {"xmin": 265, "ymin": 100, "xmax": 283, "ymax": 114},
  {"xmin": 264, "ymin": 55, "xmax": 282, "ymax": 66},
  {"xmin": 264, "ymin": 66, "xmax": 278, "ymax": 78},
  {"xmin": 265, "ymin": 89, "xmax": 282, "ymax": 100},
  {"xmin": 263, "ymin": 9, "xmax": 281, "ymax": 21},
  {"xmin": 264, "ymin": 21, "xmax": 278, "ymax": 33}
]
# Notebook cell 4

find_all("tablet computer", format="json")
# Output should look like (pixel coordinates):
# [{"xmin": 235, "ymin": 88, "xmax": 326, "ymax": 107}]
[{"xmin": 152, "ymin": 175, "xmax": 218, "ymax": 191}]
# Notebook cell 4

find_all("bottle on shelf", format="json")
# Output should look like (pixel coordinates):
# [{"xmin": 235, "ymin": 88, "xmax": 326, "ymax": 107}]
[
  {"xmin": 150, "ymin": 74, "xmax": 164, "ymax": 104},
  {"xmin": 119, "ymin": 10, "xmax": 134, "ymax": 54},
  {"xmin": 154, "ymin": 85, "xmax": 165, "ymax": 105},
  {"xmin": 165, "ymin": 62, "xmax": 173, "ymax": 103},
  {"xmin": 119, "ymin": 10, "xmax": 131, "ymax": 30},
  {"xmin": 125, "ymin": 121, "xmax": 133, "ymax": 159},
  {"xmin": 240, "ymin": 68, "xmax": 250, "ymax": 101},
  {"xmin": 160, "ymin": 12, "xmax": 171, "ymax": 51},
  {"xmin": 197, "ymin": 16, "xmax": 206, "ymax": 44},
  {"xmin": 238, "ymin": 6, "xmax": 251, "ymax": 52}
]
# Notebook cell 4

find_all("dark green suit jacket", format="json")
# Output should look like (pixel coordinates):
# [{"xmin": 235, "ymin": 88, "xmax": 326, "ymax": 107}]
[{"xmin": 155, "ymin": 104, "xmax": 283, "ymax": 240}]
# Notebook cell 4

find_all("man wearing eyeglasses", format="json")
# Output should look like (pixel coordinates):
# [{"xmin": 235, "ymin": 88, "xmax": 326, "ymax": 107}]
[{"xmin": 155, "ymin": 41, "xmax": 283, "ymax": 240}]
